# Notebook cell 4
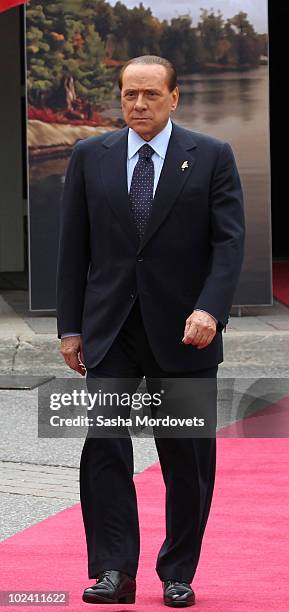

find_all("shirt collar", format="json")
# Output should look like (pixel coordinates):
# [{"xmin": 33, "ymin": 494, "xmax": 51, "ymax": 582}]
[{"xmin": 127, "ymin": 118, "xmax": 172, "ymax": 160}]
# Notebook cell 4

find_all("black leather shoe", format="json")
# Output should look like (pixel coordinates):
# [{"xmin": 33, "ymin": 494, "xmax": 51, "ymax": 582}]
[
  {"xmin": 163, "ymin": 580, "xmax": 195, "ymax": 607},
  {"xmin": 82, "ymin": 570, "xmax": 136, "ymax": 604}
]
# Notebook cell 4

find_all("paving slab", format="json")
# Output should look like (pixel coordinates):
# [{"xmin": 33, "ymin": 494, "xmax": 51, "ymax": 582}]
[
  {"xmin": 24, "ymin": 317, "xmax": 58, "ymax": 334},
  {"xmin": 0, "ymin": 375, "xmax": 54, "ymax": 389},
  {"xmin": 0, "ymin": 493, "xmax": 71, "ymax": 541},
  {"xmin": 228, "ymin": 317, "xmax": 278, "ymax": 331},
  {"xmin": 223, "ymin": 332, "xmax": 289, "ymax": 366},
  {"xmin": 256, "ymin": 316, "xmax": 289, "ymax": 330},
  {"xmin": 0, "ymin": 295, "xmax": 32, "ymax": 337},
  {"xmin": 230, "ymin": 301, "xmax": 288, "ymax": 316}
]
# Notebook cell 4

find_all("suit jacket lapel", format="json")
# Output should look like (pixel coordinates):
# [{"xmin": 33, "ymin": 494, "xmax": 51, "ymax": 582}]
[
  {"xmin": 99, "ymin": 126, "xmax": 139, "ymax": 248},
  {"xmin": 137, "ymin": 122, "xmax": 197, "ymax": 254}
]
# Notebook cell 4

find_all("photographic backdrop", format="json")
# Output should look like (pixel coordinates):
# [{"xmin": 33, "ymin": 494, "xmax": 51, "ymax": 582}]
[{"xmin": 26, "ymin": 0, "xmax": 271, "ymax": 309}]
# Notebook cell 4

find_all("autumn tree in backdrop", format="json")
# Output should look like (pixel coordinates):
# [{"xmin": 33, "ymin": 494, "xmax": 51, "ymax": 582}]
[{"xmin": 26, "ymin": 1, "xmax": 267, "ymax": 113}]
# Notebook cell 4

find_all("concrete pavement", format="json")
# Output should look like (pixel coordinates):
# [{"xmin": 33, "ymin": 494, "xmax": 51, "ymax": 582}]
[
  {"xmin": 1, "ymin": 289, "xmax": 289, "ymax": 540},
  {"xmin": 1, "ymin": 290, "xmax": 289, "ymax": 376}
]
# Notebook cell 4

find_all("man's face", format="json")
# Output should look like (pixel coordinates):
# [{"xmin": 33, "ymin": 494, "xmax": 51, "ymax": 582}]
[{"xmin": 120, "ymin": 64, "xmax": 179, "ymax": 140}]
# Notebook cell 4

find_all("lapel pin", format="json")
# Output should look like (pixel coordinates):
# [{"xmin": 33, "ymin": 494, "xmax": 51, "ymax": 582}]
[{"xmin": 181, "ymin": 161, "xmax": 189, "ymax": 171}]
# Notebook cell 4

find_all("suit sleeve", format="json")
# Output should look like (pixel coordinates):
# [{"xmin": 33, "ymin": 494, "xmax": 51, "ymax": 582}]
[
  {"xmin": 56, "ymin": 142, "xmax": 90, "ymax": 339},
  {"xmin": 194, "ymin": 142, "xmax": 246, "ymax": 330}
]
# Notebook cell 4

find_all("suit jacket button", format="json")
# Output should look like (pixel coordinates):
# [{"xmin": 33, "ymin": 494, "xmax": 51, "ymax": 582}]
[{"xmin": 137, "ymin": 257, "xmax": 143, "ymax": 262}]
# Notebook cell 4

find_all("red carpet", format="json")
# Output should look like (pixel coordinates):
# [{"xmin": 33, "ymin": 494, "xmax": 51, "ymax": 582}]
[
  {"xmin": 218, "ymin": 395, "xmax": 289, "ymax": 438},
  {"xmin": 1, "ymin": 436, "xmax": 289, "ymax": 610},
  {"xmin": 272, "ymin": 261, "xmax": 289, "ymax": 307}
]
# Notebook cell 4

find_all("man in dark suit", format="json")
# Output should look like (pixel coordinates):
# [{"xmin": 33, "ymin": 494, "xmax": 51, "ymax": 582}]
[{"xmin": 57, "ymin": 55, "xmax": 245, "ymax": 607}]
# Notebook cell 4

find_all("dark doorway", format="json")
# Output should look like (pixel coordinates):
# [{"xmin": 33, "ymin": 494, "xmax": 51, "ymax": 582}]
[
  {"xmin": 0, "ymin": 5, "xmax": 28, "ymax": 291},
  {"xmin": 269, "ymin": 2, "xmax": 289, "ymax": 259}
]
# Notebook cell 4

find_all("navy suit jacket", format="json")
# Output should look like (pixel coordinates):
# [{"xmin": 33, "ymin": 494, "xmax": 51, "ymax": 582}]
[{"xmin": 56, "ymin": 121, "xmax": 245, "ymax": 372}]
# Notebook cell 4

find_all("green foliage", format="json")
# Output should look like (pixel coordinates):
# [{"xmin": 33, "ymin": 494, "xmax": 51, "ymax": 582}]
[
  {"xmin": 228, "ymin": 12, "xmax": 260, "ymax": 65},
  {"xmin": 198, "ymin": 9, "xmax": 224, "ymax": 63},
  {"xmin": 26, "ymin": 1, "xmax": 267, "ymax": 110},
  {"xmin": 160, "ymin": 16, "xmax": 198, "ymax": 73},
  {"xmin": 26, "ymin": 0, "xmax": 114, "ymax": 108}
]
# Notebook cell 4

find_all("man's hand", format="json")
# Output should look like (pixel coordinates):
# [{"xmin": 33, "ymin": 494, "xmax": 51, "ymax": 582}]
[
  {"xmin": 182, "ymin": 310, "xmax": 217, "ymax": 349},
  {"xmin": 60, "ymin": 335, "xmax": 86, "ymax": 376}
]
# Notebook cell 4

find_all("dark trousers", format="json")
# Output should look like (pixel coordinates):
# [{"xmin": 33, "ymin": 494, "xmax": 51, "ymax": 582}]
[{"xmin": 80, "ymin": 298, "xmax": 217, "ymax": 583}]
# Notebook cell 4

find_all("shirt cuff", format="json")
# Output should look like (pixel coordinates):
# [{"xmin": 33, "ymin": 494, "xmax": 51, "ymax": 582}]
[
  {"xmin": 61, "ymin": 333, "xmax": 81, "ymax": 338},
  {"xmin": 194, "ymin": 309, "xmax": 218, "ymax": 323}
]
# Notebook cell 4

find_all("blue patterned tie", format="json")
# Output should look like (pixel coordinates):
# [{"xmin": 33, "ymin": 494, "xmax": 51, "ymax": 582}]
[{"xmin": 129, "ymin": 144, "xmax": 155, "ymax": 239}]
